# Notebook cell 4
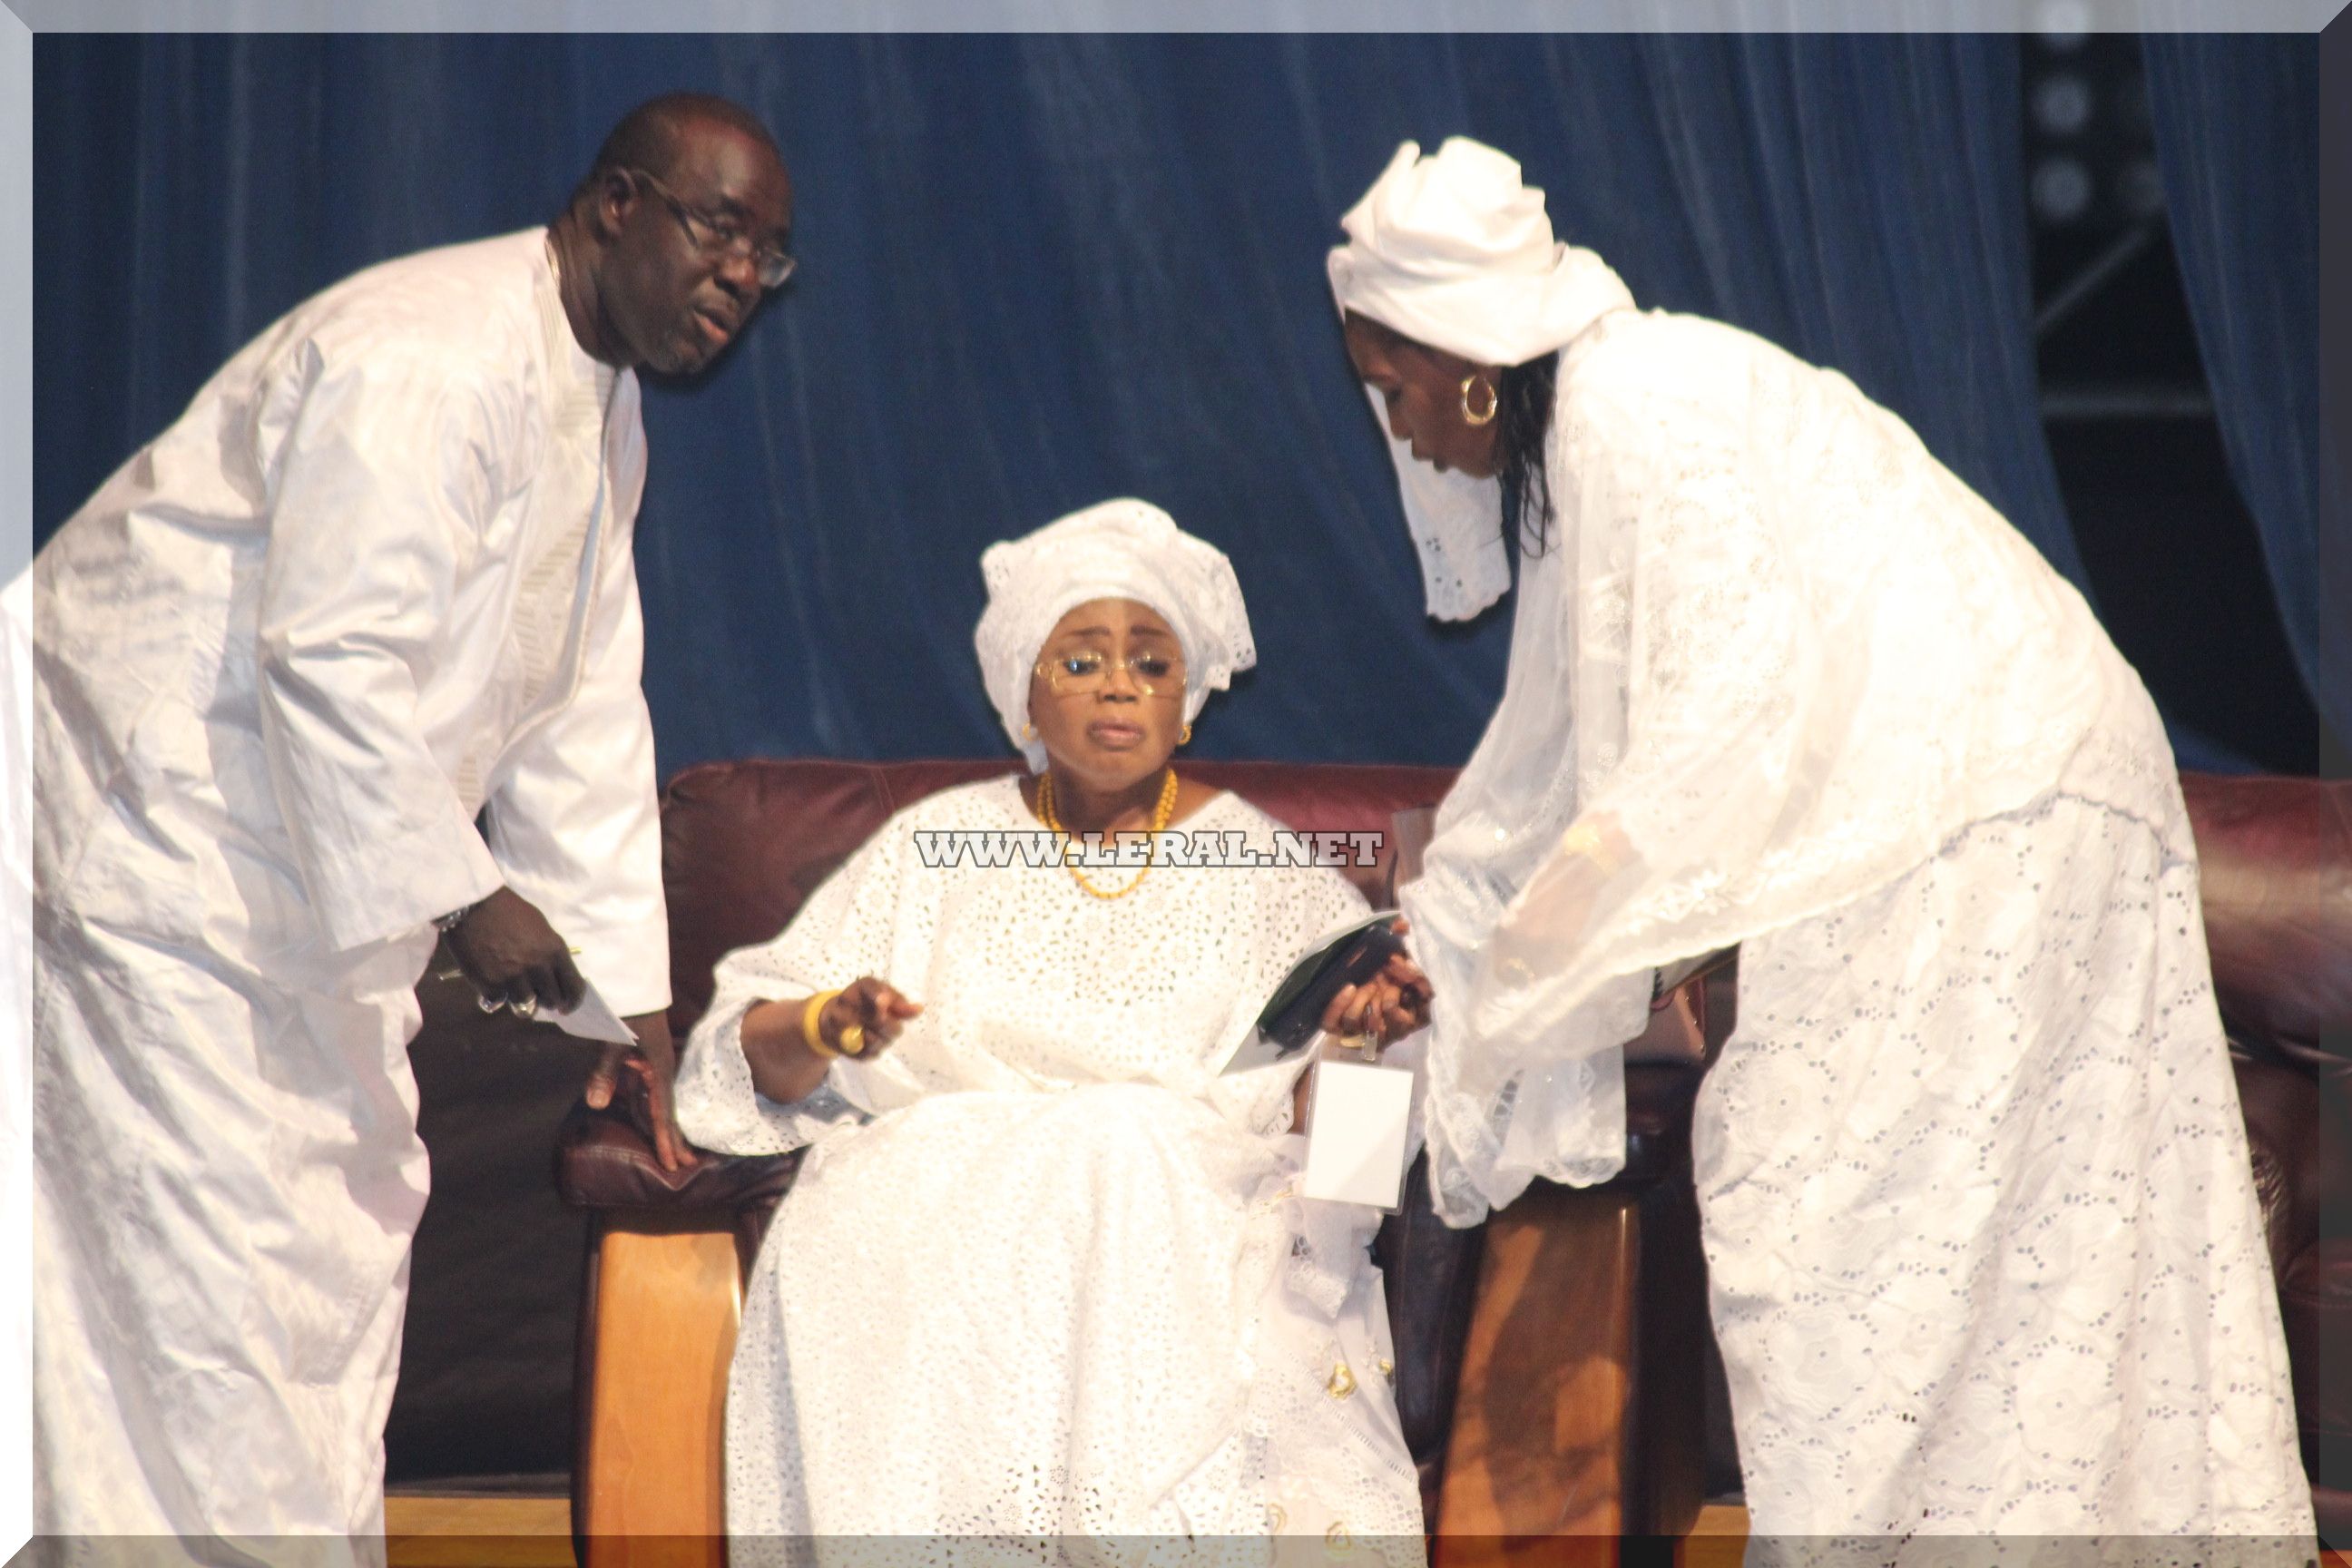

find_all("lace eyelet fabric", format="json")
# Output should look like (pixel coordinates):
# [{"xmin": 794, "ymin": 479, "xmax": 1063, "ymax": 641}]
[
  {"xmin": 1398, "ymin": 308, "xmax": 2312, "ymax": 1551},
  {"xmin": 1697, "ymin": 794, "xmax": 2311, "ymax": 1551},
  {"xmin": 675, "ymin": 779, "xmax": 1426, "ymax": 1563}
]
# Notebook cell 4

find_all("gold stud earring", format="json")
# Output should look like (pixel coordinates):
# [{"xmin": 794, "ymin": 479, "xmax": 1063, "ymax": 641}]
[
  {"xmin": 1460, "ymin": 372, "xmax": 1498, "ymax": 426},
  {"xmin": 1021, "ymin": 721, "xmax": 1035, "ymax": 740}
]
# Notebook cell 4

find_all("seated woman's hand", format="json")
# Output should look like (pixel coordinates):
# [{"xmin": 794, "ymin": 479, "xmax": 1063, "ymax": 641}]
[
  {"xmin": 1318, "ymin": 920, "xmax": 1434, "ymax": 1047},
  {"xmin": 818, "ymin": 976, "xmax": 924, "ymax": 1058},
  {"xmin": 741, "ymin": 976, "xmax": 925, "ymax": 1102}
]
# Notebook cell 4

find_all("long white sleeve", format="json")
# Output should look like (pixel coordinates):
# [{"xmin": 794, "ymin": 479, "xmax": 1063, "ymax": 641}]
[
  {"xmin": 672, "ymin": 817, "xmax": 923, "ymax": 1156},
  {"xmin": 485, "ymin": 547, "xmax": 670, "ymax": 1017},
  {"xmin": 253, "ymin": 342, "xmax": 506, "ymax": 952}
]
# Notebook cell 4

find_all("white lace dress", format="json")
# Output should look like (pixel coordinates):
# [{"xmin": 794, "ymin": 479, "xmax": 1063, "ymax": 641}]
[
  {"xmin": 673, "ymin": 779, "xmax": 1426, "ymax": 1564},
  {"xmin": 1393, "ymin": 299, "xmax": 2314, "ymax": 1555}
]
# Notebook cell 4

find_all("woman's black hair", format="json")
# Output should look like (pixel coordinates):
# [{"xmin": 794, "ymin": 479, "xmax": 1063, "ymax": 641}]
[{"xmin": 1495, "ymin": 351, "xmax": 1560, "ymax": 555}]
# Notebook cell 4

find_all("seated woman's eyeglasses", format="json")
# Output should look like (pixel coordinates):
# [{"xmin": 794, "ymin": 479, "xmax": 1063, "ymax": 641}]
[
  {"xmin": 628, "ymin": 166, "xmax": 796, "ymax": 290},
  {"xmin": 1034, "ymin": 650, "xmax": 1186, "ymax": 697}
]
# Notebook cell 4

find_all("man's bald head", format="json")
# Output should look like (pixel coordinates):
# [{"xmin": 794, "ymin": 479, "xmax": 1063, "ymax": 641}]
[
  {"xmin": 574, "ymin": 92, "xmax": 784, "ymax": 203},
  {"xmin": 553, "ymin": 91, "xmax": 793, "ymax": 375}
]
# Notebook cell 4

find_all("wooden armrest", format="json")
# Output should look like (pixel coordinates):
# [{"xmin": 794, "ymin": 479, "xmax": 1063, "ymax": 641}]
[
  {"xmin": 1434, "ymin": 1098, "xmax": 1709, "ymax": 1561},
  {"xmin": 579, "ymin": 1215, "xmax": 741, "ymax": 1567}
]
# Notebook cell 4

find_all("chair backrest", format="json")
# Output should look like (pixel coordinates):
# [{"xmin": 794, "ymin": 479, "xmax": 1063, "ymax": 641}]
[
  {"xmin": 2180, "ymin": 771, "xmax": 2352, "ymax": 1050},
  {"xmin": 657, "ymin": 757, "xmax": 1457, "ymax": 1034}
]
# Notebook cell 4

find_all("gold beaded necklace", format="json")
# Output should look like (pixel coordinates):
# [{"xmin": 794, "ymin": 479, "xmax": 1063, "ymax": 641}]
[{"xmin": 1034, "ymin": 767, "xmax": 1180, "ymax": 900}]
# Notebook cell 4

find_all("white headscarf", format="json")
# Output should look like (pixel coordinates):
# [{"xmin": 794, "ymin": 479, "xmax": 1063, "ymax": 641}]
[
  {"xmin": 974, "ymin": 499, "xmax": 1257, "ymax": 772},
  {"xmin": 1327, "ymin": 137, "xmax": 1636, "ymax": 622}
]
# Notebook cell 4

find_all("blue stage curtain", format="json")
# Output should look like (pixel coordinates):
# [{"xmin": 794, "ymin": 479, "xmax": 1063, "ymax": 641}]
[
  {"xmin": 2143, "ymin": 34, "xmax": 2347, "ymax": 755},
  {"xmin": 35, "ymin": 34, "xmax": 2083, "ymax": 776}
]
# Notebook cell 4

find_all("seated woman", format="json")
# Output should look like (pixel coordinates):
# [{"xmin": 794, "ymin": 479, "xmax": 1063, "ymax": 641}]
[{"xmin": 673, "ymin": 499, "xmax": 1433, "ymax": 1560}]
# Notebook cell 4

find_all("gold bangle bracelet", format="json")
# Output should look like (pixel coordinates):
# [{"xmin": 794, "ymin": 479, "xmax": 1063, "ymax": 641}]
[
  {"xmin": 801, "ymin": 989, "xmax": 845, "ymax": 1060},
  {"xmin": 1562, "ymin": 818, "xmax": 1628, "ymax": 878}
]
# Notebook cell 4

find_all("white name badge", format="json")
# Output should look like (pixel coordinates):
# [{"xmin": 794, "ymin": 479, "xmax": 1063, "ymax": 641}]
[{"xmin": 1300, "ymin": 1057, "xmax": 1416, "ymax": 1211}]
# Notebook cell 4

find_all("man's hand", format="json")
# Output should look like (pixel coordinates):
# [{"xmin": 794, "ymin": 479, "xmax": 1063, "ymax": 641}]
[
  {"xmin": 444, "ymin": 887, "xmax": 585, "ymax": 1014},
  {"xmin": 584, "ymin": 1011, "xmax": 697, "ymax": 1174},
  {"xmin": 1319, "ymin": 918, "xmax": 1435, "ymax": 1046}
]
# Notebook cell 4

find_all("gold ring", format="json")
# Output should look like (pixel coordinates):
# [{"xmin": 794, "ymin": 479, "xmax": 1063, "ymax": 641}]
[{"xmin": 838, "ymin": 1022, "xmax": 867, "ymax": 1057}]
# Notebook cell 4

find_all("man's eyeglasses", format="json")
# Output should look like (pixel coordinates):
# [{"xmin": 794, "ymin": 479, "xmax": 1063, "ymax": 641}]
[
  {"xmin": 1034, "ymin": 649, "xmax": 1187, "ymax": 698},
  {"xmin": 627, "ymin": 167, "xmax": 795, "ymax": 290}
]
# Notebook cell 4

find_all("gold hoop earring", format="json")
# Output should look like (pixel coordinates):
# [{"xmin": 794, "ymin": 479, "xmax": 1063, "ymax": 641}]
[
  {"xmin": 1179, "ymin": 724, "xmax": 1192, "ymax": 745},
  {"xmin": 1460, "ymin": 373, "xmax": 1498, "ymax": 426}
]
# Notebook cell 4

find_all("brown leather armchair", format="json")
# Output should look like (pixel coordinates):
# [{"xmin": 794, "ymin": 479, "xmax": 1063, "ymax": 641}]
[
  {"xmin": 551, "ymin": 761, "xmax": 2350, "ymax": 1560},
  {"xmin": 554, "ymin": 759, "xmax": 1722, "ymax": 1564}
]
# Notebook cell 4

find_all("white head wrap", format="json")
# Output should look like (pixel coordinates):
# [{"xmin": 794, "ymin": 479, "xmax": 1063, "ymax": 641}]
[
  {"xmin": 974, "ymin": 498, "xmax": 1257, "ymax": 772},
  {"xmin": 1327, "ymin": 137, "xmax": 1637, "ymax": 622}
]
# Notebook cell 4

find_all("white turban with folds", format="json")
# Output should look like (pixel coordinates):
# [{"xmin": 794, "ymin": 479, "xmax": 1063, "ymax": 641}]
[
  {"xmin": 1328, "ymin": 136, "xmax": 1635, "ymax": 622},
  {"xmin": 975, "ymin": 498, "xmax": 1256, "ymax": 772}
]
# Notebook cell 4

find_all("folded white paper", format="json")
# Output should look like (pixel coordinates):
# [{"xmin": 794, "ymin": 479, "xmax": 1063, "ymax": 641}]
[
  {"xmin": 553, "ymin": 980, "xmax": 640, "ymax": 1047},
  {"xmin": 1300, "ymin": 1058, "xmax": 1416, "ymax": 1210}
]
